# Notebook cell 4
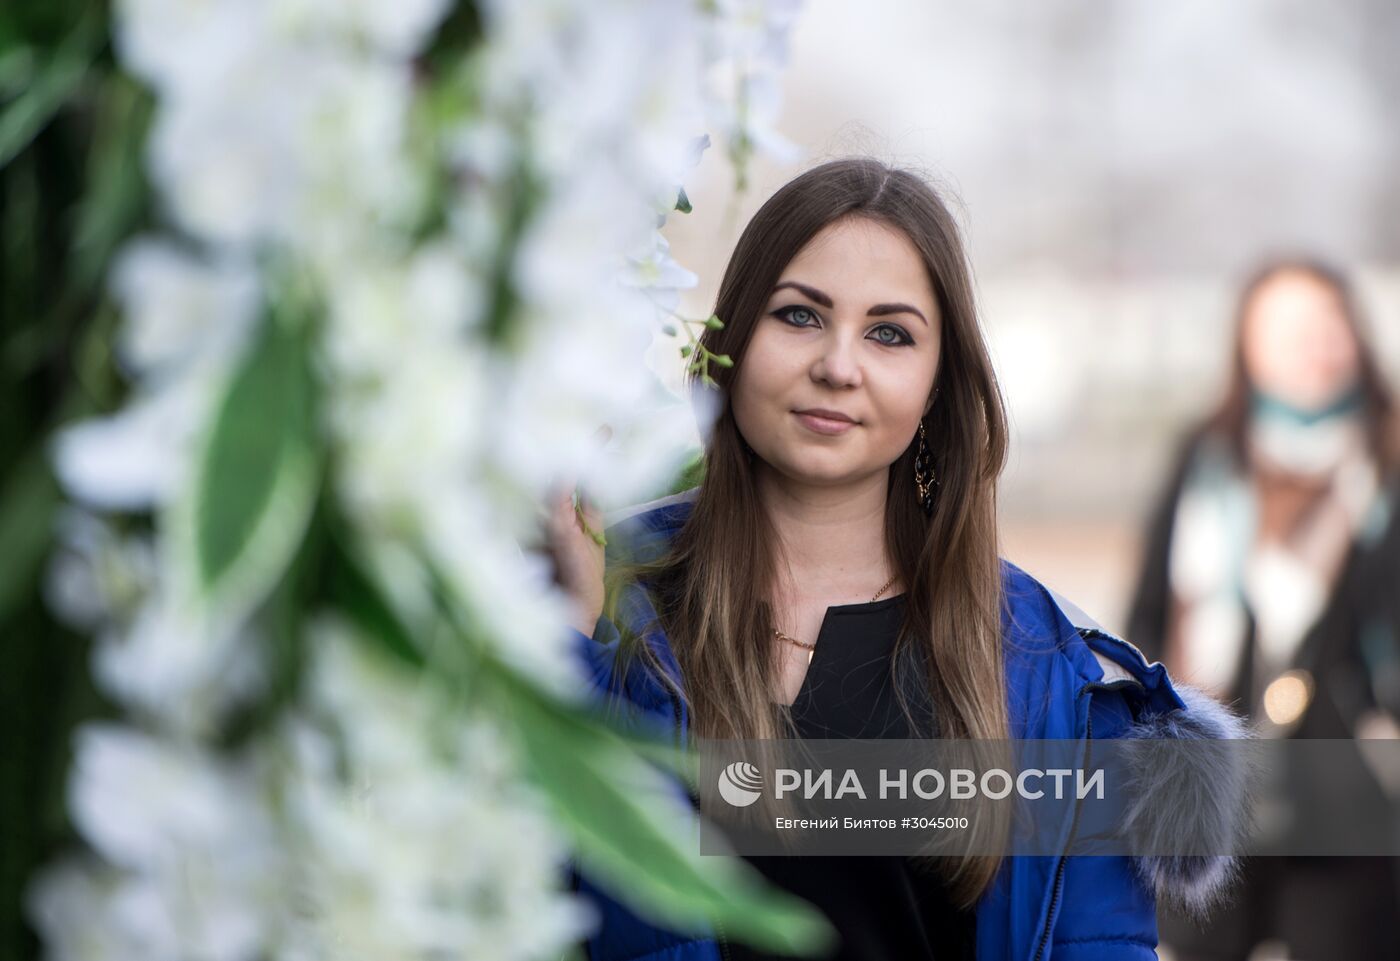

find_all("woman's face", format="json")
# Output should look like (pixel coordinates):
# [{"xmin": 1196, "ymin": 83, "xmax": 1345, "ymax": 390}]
[
  {"xmin": 1241, "ymin": 270, "xmax": 1360, "ymax": 410},
  {"xmin": 730, "ymin": 216, "xmax": 942, "ymax": 488}
]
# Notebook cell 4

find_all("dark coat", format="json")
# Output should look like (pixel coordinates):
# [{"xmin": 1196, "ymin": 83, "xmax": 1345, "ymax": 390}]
[{"xmin": 1124, "ymin": 430, "xmax": 1400, "ymax": 961}]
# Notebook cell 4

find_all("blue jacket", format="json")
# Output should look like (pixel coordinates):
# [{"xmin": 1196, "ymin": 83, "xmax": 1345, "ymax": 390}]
[{"xmin": 567, "ymin": 489, "xmax": 1246, "ymax": 961}]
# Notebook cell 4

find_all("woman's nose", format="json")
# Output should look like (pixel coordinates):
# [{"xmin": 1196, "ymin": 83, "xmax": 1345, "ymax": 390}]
[{"xmin": 810, "ymin": 332, "xmax": 863, "ymax": 388}]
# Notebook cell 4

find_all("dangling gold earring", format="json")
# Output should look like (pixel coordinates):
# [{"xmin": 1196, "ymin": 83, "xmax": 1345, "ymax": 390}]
[{"xmin": 914, "ymin": 420, "xmax": 939, "ymax": 516}]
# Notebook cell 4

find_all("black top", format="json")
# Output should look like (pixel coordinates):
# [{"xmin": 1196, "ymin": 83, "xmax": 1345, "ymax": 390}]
[{"xmin": 728, "ymin": 594, "xmax": 977, "ymax": 961}]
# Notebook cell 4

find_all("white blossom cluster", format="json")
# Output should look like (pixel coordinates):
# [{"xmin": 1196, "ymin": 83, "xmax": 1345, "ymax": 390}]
[
  {"xmin": 29, "ymin": 624, "xmax": 588, "ymax": 961},
  {"xmin": 31, "ymin": 0, "xmax": 802, "ymax": 959}
]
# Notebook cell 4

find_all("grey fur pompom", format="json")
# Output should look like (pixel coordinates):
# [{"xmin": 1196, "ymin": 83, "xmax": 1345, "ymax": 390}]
[{"xmin": 1117, "ymin": 683, "xmax": 1255, "ymax": 919}]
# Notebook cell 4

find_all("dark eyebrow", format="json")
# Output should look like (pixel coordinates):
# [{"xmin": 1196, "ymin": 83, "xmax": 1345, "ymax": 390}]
[
  {"xmin": 867, "ymin": 302, "xmax": 929, "ymax": 327},
  {"xmin": 772, "ymin": 280, "xmax": 833, "ymax": 308},
  {"xmin": 771, "ymin": 280, "xmax": 928, "ymax": 327}
]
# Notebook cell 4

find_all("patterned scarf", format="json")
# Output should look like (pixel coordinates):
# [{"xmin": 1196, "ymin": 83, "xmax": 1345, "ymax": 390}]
[{"xmin": 1166, "ymin": 383, "xmax": 1385, "ymax": 732}]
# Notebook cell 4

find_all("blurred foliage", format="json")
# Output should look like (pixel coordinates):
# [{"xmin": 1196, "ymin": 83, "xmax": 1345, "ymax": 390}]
[
  {"xmin": 0, "ymin": 2, "xmax": 146, "ymax": 958},
  {"xmin": 0, "ymin": 3, "xmax": 826, "ymax": 959}
]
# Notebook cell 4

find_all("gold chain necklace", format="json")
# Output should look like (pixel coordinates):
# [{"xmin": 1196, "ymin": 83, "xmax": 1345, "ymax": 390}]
[{"xmin": 773, "ymin": 572, "xmax": 899, "ymax": 665}]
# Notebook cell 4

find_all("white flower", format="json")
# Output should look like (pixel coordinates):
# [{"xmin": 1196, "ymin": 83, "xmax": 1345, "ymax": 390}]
[
  {"xmin": 52, "ymin": 235, "xmax": 256, "ymax": 515},
  {"xmin": 146, "ymin": 47, "xmax": 419, "ymax": 252},
  {"xmin": 707, "ymin": 0, "xmax": 803, "ymax": 63},
  {"xmin": 64, "ymin": 725, "xmax": 279, "ymax": 961},
  {"xmin": 277, "ymin": 625, "xmax": 593, "ymax": 960},
  {"xmin": 701, "ymin": 0, "xmax": 805, "ymax": 169},
  {"xmin": 53, "ymin": 236, "xmax": 259, "ymax": 518},
  {"xmin": 424, "ymin": 493, "xmax": 587, "ymax": 698},
  {"xmin": 26, "ymin": 855, "xmax": 173, "ymax": 961},
  {"xmin": 445, "ymin": 118, "xmax": 519, "ymax": 184},
  {"xmin": 322, "ymin": 243, "xmax": 485, "ymax": 379},
  {"xmin": 51, "ymin": 379, "xmax": 215, "ymax": 512},
  {"xmin": 43, "ymin": 509, "xmax": 156, "ymax": 638},
  {"xmin": 117, "ymin": 0, "xmax": 428, "ymax": 253},
  {"xmin": 113, "ymin": 0, "xmax": 271, "ymax": 97},
  {"xmin": 110, "ymin": 237, "xmax": 261, "ymax": 385},
  {"xmin": 495, "ymin": 282, "xmax": 697, "ymax": 508},
  {"xmin": 69, "ymin": 726, "xmax": 244, "ymax": 871},
  {"xmin": 526, "ymin": 3, "xmax": 707, "ymax": 188},
  {"xmin": 275, "ymin": 0, "xmax": 452, "ymax": 56},
  {"xmin": 329, "ymin": 344, "xmax": 489, "ymax": 542},
  {"xmin": 145, "ymin": 86, "xmax": 300, "ymax": 249},
  {"xmin": 91, "ymin": 592, "xmax": 265, "ymax": 733},
  {"xmin": 622, "ymin": 230, "xmax": 700, "ymax": 319}
]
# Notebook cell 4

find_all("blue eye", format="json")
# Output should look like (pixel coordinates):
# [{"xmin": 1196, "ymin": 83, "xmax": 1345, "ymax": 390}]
[
  {"xmin": 774, "ymin": 305, "xmax": 819, "ymax": 327},
  {"xmin": 872, "ymin": 324, "xmax": 914, "ymax": 347}
]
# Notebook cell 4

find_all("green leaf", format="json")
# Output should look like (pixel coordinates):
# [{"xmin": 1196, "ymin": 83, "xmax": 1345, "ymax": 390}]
[
  {"xmin": 170, "ymin": 305, "xmax": 320, "ymax": 622},
  {"xmin": 325, "ymin": 530, "xmax": 427, "ymax": 670},
  {"xmin": 0, "ymin": 12, "xmax": 100, "ymax": 170},
  {"xmin": 71, "ymin": 76, "xmax": 154, "ymax": 292},
  {"xmin": 0, "ymin": 445, "xmax": 58, "ymax": 623},
  {"xmin": 493, "ymin": 658, "xmax": 835, "ymax": 956},
  {"xmin": 0, "ymin": 46, "xmax": 34, "ymax": 98},
  {"xmin": 674, "ymin": 186, "xmax": 692, "ymax": 214}
]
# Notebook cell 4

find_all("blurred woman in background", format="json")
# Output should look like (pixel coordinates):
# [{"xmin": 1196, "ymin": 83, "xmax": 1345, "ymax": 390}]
[{"xmin": 1126, "ymin": 257, "xmax": 1400, "ymax": 961}]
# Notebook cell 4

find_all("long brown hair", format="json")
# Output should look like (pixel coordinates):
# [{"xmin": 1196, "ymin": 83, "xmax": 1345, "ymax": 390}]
[
  {"xmin": 1205, "ymin": 256, "xmax": 1400, "ymax": 476},
  {"xmin": 607, "ymin": 157, "xmax": 1011, "ymax": 903}
]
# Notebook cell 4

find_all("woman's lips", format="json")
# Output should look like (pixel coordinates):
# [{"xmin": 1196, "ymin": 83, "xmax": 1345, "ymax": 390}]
[{"xmin": 793, "ymin": 411, "xmax": 857, "ymax": 435}]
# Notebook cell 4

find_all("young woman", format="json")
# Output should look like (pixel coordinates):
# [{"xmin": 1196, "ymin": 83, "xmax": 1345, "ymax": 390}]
[
  {"xmin": 1125, "ymin": 258, "xmax": 1400, "ymax": 961},
  {"xmin": 548, "ymin": 157, "xmax": 1246, "ymax": 961}
]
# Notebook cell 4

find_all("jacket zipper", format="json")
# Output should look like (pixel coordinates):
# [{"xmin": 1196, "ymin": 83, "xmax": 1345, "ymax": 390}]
[
  {"xmin": 1029, "ymin": 663, "xmax": 1148, "ymax": 961},
  {"xmin": 1031, "ymin": 629, "xmax": 1152, "ymax": 960},
  {"xmin": 1031, "ymin": 684, "xmax": 1096, "ymax": 961}
]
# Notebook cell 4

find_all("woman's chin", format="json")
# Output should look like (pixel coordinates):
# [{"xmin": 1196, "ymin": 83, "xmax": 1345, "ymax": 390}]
[{"xmin": 766, "ymin": 455, "xmax": 875, "ymax": 488}]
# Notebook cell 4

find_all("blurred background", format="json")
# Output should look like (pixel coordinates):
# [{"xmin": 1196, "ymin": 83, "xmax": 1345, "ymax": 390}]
[{"xmin": 663, "ymin": 0, "xmax": 1400, "ymax": 630}]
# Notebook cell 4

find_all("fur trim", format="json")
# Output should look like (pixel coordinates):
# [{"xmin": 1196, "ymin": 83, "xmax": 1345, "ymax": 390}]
[{"xmin": 1117, "ymin": 682, "xmax": 1255, "ymax": 920}]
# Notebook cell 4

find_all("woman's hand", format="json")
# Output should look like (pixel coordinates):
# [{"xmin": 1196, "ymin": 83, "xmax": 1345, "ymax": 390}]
[{"xmin": 545, "ymin": 481, "xmax": 606, "ymax": 638}]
